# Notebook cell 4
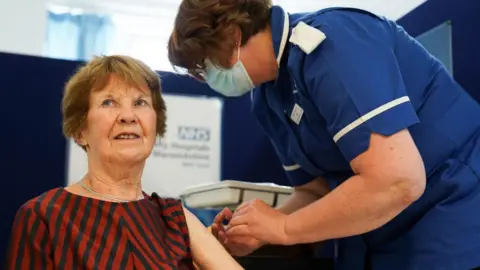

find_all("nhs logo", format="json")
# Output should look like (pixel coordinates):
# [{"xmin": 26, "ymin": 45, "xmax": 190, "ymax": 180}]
[{"xmin": 177, "ymin": 126, "xmax": 211, "ymax": 142}]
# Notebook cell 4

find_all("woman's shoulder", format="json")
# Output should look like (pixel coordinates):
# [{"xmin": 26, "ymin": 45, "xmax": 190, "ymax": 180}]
[
  {"xmin": 17, "ymin": 187, "xmax": 66, "ymax": 217},
  {"xmin": 148, "ymin": 192, "xmax": 183, "ymax": 208},
  {"xmin": 148, "ymin": 192, "xmax": 188, "ymax": 220}
]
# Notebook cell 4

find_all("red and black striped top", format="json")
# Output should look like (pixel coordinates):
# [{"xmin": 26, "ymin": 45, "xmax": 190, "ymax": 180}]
[{"xmin": 5, "ymin": 188, "xmax": 194, "ymax": 270}]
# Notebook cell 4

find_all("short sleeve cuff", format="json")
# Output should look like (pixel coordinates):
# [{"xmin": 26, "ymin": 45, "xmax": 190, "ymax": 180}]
[
  {"xmin": 335, "ymin": 97, "xmax": 420, "ymax": 161},
  {"xmin": 285, "ymin": 165, "xmax": 317, "ymax": 187}
]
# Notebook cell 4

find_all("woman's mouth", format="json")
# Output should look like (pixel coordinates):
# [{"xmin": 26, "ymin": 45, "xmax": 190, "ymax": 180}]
[{"xmin": 114, "ymin": 133, "xmax": 140, "ymax": 140}]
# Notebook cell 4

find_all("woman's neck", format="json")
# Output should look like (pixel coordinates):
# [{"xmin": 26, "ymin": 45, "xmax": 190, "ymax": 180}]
[{"xmin": 83, "ymin": 158, "xmax": 145, "ymax": 201}]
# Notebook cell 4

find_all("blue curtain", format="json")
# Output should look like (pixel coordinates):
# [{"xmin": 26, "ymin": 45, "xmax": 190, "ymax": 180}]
[{"xmin": 44, "ymin": 11, "xmax": 113, "ymax": 61}]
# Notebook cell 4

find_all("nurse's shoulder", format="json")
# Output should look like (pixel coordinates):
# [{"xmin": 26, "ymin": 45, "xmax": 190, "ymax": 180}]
[
  {"xmin": 286, "ymin": 8, "xmax": 420, "ymax": 162},
  {"xmin": 287, "ymin": 8, "xmax": 396, "ymax": 73}
]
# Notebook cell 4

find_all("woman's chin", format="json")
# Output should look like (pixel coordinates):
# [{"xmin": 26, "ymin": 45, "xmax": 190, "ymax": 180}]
[{"xmin": 112, "ymin": 150, "xmax": 149, "ymax": 165}]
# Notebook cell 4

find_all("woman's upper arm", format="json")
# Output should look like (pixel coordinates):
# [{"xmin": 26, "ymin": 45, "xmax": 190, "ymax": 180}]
[
  {"xmin": 6, "ymin": 205, "xmax": 54, "ymax": 270},
  {"xmin": 183, "ymin": 207, "xmax": 244, "ymax": 270}
]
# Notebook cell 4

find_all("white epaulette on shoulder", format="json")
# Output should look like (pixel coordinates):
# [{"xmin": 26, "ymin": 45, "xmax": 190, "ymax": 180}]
[{"xmin": 289, "ymin": 21, "xmax": 327, "ymax": 54}]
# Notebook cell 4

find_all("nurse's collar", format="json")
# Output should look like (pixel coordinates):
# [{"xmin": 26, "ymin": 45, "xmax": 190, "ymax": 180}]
[{"xmin": 271, "ymin": 6, "xmax": 290, "ymax": 65}]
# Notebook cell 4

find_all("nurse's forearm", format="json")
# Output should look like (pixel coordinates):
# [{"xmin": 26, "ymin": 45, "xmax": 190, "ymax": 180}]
[
  {"xmin": 284, "ymin": 175, "xmax": 415, "ymax": 244},
  {"xmin": 276, "ymin": 189, "xmax": 321, "ymax": 215},
  {"xmin": 277, "ymin": 177, "xmax": 331, "ymax": 215}
]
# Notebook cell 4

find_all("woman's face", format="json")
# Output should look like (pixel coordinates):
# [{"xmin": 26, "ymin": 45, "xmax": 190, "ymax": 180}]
[{"xmin": 78, "ymin": 76, "xmax": 157, "ymax": 165}]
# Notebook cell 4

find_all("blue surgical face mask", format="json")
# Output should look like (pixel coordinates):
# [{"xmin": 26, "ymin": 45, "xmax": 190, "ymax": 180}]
[{"xmin": 203, "ymin": 49, "xmax": 254, "ymax": 97}]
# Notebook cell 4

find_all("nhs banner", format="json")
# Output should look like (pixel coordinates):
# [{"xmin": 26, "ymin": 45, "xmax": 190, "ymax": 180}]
[
  {"xmin": 177, "ymin": 126, "xmax": 211, "ymax": 142},
  {"xmin": 66, "ymin": 94, "xmax": 223, "ymax": 197}
]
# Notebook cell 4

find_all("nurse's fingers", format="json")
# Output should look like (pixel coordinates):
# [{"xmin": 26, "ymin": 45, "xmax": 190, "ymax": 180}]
[
  {"xmin": 226, "ymin": 225, "xmax": 250, "ymax": 238},
  {"xmin": 224, "ymin": 208, "xmax": 234, "ymax": 220},
  {"xmin": 212, "ymin": 208, "xmax": 232, "ymax": 239},
  {"xmin": 213, "ymin": 208, "xmax": 233, "ymax": 224},
  {"xmin": 228, "ymin": 214, "xmax": 249, "ymax": 227},
  {"xmin": 234, "ymin": 200, "xmax": 254, "ymax": 213},
  {"xmin": 227, "ymin": 235, "xmax": 253, "ymax": 246},
  {"xmin": 217, "ymin": 229, "xmax": 227, "ymax": 244},
  {"xmin": 226, "ymin": 236, "xmax": 259, "ymax": 253},
  {"xmin": 211, "ymin": 223, "xmax": 224, "ymax": 240},
  {"xmin": 231, "ymin": 206, "xmax": 249, "ymax": 218},
  {"xmin": 225, "ymin": 224, "xmax": 250, "ymax": 238},
  {"xmin": 224, "ymin": 239, "xmax": 255, "ymax": 257}
]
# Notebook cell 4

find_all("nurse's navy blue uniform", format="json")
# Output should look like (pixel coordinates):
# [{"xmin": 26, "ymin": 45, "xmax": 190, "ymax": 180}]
[{"xmin": 252, "ymin": 5, "xmax": 480, "ymax": 270}]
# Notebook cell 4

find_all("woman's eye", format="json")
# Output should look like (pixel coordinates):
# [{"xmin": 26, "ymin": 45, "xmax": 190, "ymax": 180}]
[
  {"xmin": 101, "ymin": 99, "xmax": 114, "ymax": 107},
  {"xmin": 135, "ymin": 99, "xmax": 148, "ymax": 106}
]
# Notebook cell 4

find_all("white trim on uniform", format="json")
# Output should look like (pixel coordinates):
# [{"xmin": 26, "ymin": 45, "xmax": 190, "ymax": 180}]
[
  {"xmin": 251, "ymin": 8, "xmax": 290, "ymax": 101},
  {"xmin": 271, "ymin": 10, "xmax": 299, "ymax": 173},
  {"xmin": 276, "ymin": 11, "xmax": 290, "ymax": 64},
  {"xmin": 275, "ymin": 12, "xmax": 297, "ymax": 173},
  {"xmin": 333, "ymin": 96, "xmax": 411, "ymax": 143},
  {"xmin": 282, "ymin": 164, "xmax": 301, "ymax": 171}
]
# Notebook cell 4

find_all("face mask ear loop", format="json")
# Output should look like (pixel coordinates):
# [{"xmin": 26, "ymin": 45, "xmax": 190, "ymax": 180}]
[{"xmin": 235, "ymin": 38, "xmax": 241, "ymax": 62}]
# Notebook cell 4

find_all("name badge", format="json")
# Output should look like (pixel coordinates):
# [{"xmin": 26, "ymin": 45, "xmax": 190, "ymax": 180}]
[{"xmin": 290, "ymin": 103, "xmax": 304, "ymax": 125}]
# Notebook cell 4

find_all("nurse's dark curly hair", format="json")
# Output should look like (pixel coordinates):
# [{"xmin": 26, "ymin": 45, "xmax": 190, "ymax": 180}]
[{"xmin": 168, "ymin": 0, "xmax": 272, "ymax": 79}]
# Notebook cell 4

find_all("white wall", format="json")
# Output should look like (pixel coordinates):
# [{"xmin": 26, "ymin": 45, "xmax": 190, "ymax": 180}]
[
  {"xmin": 49, "ymin": 0, "xmax": 427, "ymax": 21},
  {"xmin": 0, "ymin": 0, "xmax": 427, "ymax": 57},
  {"xmin": 274, "ymin": 0, "xmax": 427, "ymax": 20},
  {"xmin": 0, "ymin": 0, "xmax": 47, "ymax": 56}
]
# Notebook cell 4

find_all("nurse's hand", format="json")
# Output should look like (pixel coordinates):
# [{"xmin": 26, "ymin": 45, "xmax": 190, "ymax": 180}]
[
  {"xmin": 211, "ymin": 207, "xmax": 264, "ymax": 256},
  {"xmin": 211, "ymin": 207, "xmax": 233, "ymax": 244},
  {"xmin": 226, "ymin": 199, "xmax": 291, "ymax": 245}
]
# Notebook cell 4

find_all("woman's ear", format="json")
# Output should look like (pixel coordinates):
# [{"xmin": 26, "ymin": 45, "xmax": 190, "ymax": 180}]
[{"xmin": 73, "ymin": 131, "xmax": 88, "ymax": 147}]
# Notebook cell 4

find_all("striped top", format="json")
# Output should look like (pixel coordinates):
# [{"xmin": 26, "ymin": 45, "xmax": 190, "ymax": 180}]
[{"xmin": 5, "ymin": 188, "xmax": 193, "ymax": 270}]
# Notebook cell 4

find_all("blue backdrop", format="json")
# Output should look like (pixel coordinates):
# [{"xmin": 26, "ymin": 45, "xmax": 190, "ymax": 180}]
[{"xmin": 397, "ymin": 0, "xmax": 480, "ymax": 102}]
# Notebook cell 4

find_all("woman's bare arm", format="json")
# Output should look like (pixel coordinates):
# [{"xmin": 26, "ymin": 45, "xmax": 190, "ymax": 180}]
[{"xmin": 183, "ymin": 207, "xmax": 244, "ymax": 270}]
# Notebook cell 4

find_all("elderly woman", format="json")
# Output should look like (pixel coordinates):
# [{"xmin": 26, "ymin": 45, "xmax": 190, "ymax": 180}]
[
  {"xmin": 5, "ymin": 55, "xmax": 243, "ymax": 270},
  {"xmin": 167, "ymin": 0, "xmax": 480, "ymax": 269}
]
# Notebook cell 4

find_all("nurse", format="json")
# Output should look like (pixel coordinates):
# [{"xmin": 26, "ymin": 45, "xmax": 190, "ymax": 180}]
[{"xmin": 167, "ymin": 0, "xmax": 480, "ymax": 269}]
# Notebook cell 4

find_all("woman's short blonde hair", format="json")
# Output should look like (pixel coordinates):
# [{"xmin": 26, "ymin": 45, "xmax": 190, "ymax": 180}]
[{"xmin": 62, "ymin": 55, "xmax": 167, "ymax": 142}]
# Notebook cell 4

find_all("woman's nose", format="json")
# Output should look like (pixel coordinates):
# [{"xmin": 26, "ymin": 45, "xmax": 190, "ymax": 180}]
[{"xmin": 117, "ymin": 107, "xmax": 137, "ymax": 124}]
